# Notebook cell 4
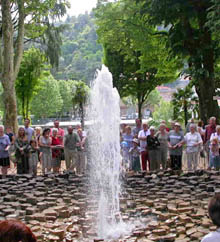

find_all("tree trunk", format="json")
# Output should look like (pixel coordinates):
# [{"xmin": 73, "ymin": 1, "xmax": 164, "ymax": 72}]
[
  {"xmin": 1, "ymin": 0, "xmax": 18, "ymax": 133},
  {"xmin": 183, "ymin": 101, "xmax": 188, "ymax": 127},
  {"xmin": 138, "ymin": 99, "xmax": 143, "ymax": 120},
  {"xmin": 80, "ymin": 102, "xmax": 85, "ymax": 129}
]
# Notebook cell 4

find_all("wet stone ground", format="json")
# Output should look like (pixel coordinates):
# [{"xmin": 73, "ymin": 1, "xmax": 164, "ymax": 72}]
[{"xmin": 0, "ymin": 170, "xmax": 219, "ymax": 242}]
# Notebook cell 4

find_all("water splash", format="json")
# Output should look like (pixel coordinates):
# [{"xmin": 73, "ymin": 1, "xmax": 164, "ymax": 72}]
[{"xmin": 88, "ymin": 65, "xmax": 130, "ymax": 239}]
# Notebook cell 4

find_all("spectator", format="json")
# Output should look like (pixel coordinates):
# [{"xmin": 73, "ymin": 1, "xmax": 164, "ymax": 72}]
[
  {"xmin": 169, "ymin": 121, "xmax": 175, "ymax": 131},
  {"xmin": 168, "ymin": 122, "xmax": 184, "ymax": 170},
  {"xmin": 156, "ymin": 123, "xmax": 169, "ymax": 170},
  {"xmin": 138, "ymin": 123, "xmax": 150, "ymax": 171},
  {"xmin": 24, "ymin": 118, "xmax": 34, "ymax": 142},
  {"xmin": 15, "ymin": 127, "xmax": 29, "ymax": 174},
  {"xmin": 129, "ymin": 138, "xmax": 141, "ymax": 172},
  {"xmin": 210, "ymin": 125, "xmax": 220, "ymax": 142},
  {"xmin": 184, "ymin": 123, "xmax": 203, "ymax": 171},
  {"xmin": 39, "ymin": 128, "xmax": 52, "ymax": 175},
  {"xmin": 0, "ymin": 219, "xmax": 37, "ymax": 242},
  {"xmin": 28, "ymin": 139, "xmax": 39, "ymax": 176},
  {"xmin": 185, "ymin": 118, "xmax": 195, "ymax": 133},
  {"xmin": 0, "ymin": 125, "xmax": 11, "ymax": 176},
  {"xmin": 64, "ymin": 126, "xmax": 80, "ymax": 171},
  {"xmin": 201, "ymin": 194, "xmax": 220, "ymax": 242},
  {"xmin": 76, "ymin": 128, "xmax": 87, "ymax": 174},
  {"xmin": 120, "ymin": 123, "xmax": 127, "ymax": 142},
  {"xmin": 209, "ymin": 138, "xmax": 220, "ymax": 170},
  {"xmin": 204, "ymin": 117, "xmax": 217, "ymax": 162},
  {"xmin": 147, "ymin": 126, "xmax": 160, "ymax": 171},
  {"xmin": 5, "ymin": 127, "xmax": 14, "ymax": 143},
  {"xmin": 51, "ymin": 120, "xmax": 64, "ymax": 145},
  {"xmin": 35, "ymin": 126, "xmax": 42, "ymax": 146},
  {"xmin": 132, "ymin": 118, "xmax": 142, "ymax": 138},
  {"xmin": 51, "ymin": 128, "xmax": 62, "ymax": 173},
  {"xmin": 122, "ymin": 126, "xmax": 133, "ymax": 168}
]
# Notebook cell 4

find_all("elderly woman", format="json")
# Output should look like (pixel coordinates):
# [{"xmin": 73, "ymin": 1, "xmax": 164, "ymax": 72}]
[
  {"xmin": 147, "ymin": 126, "xmax": 160, "ymax": 171},
  {"xmin": 51, "ymin": 128, "xmax": 62, "ymax": 173},
  {"xmin": 0, "ymin": 125, "xmax": 11, "ymax": 176},
  {"xmin": 14, "ymin": 127, "xmax": 29, "ymax": 174},
  {"xmin": 209, "ymin": 125, "xmax": 220, "ymax": 169},
  {"xmin": 184, "ymin": 123, "xmax": 203, "ymax": 171},
  {"xmin": 156, "ymin": 123, "xmax": 169, "ymax": 170},
  {"xmin": 39, "ymin": 128, "xmax": 52, "ymax": 175}
]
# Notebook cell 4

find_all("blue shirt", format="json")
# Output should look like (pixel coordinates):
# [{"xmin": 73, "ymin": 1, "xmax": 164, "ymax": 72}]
[{"xmin": 0, "ymin": 135, "xmax": 10, "ymax": 158}]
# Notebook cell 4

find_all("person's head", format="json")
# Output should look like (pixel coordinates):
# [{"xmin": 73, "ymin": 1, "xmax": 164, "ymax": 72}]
[
  {"xmin": 18, "ymin": 127, "xmax": 25, "ymax": 138},
  {"xmin": 159, "ymin": 123, "xmax": 166, "ymax": 132},
  {"xmin": 24, "ymin": 118, "xmax": 30, "ymax": 128},
  {"xmin": 149, "ymin": 126, "xmax": 156, "ymax": 136},
  {"xmin": 132, "ymin": 138, "xmax": 139, "ymax": 147},
  {"xmin": 170, "ymin": 121, "xmax": 175, "ymax": 130},
  {"xmin": 211, "ymin": 137, "xmax": 219, "ymax": 145},
  {"xmin": 121, "ymin": 123, "xmax": 127, "ymax": 131},
  {"xmin": 208, "ymin": 194, "xmax": 220, "ymax": 228},
  {"xmin": 6, "ymin": 127, "xmax": 12, "ymax": 134},
  {"xmin": 209, "ymin": 117, "xmax": 216, "ymax": 126},
  {"xmin": 174, "ymin": 122, "xmax": 181, "ymax": 132},
  {"xmin": 52, "ymin": 128, "xmax": 58, "ymax": 137},
  {"xmin": 54, "ymin": 120, "xmax": 60, "ymax": 128},
  {"xmin": 42, "ymin": 128, "xmax": 50, "ymax": 138},
  {"xmin": 216, "ymin": 125, "xmax": 220, "ymax": 135},
  {"xmin": 76, "ymin": 124, "xmax": 81, "ymax": 130},
  {"xmin": 30, "ymin": 139, "xmax": 37, "ymax": 148},
  {"xmin": 0, "ymin": 125, "xmax": 4, "ymax": 136},
  {"xmin": 190, "ymin": 123, "xmax": 197, "ymax": 133},
  {"xmin": 77, "ymin": 128, "xmax": 82, "ymax": 136},
  {"xmin": 125, "ymin": 126, "xmax": 131, "ymax": 135},
  {"xmin": 198, "ymin": 120, "xmax": 203, "ymax": 128},
  {"xmin": 68, "ymin": 126, "xmax": 73, "ymax": 134},
  {"xmin": 35, "ymin": 127, "xmax": 42, "ymax": 136},
  {"xmin": 135, "ymin": 118, "xmax": 142, "ymax": 128},
  {"xmin": 0, "ymin": 219, "xmax": 37, "ymax": 242},
  {"xmin": 190, "ymin": 118, "xmax": 194, "ymax": 123},
  {"xmin": 143, "ymin": 123, "xmax": 148, "ymax": 131}
]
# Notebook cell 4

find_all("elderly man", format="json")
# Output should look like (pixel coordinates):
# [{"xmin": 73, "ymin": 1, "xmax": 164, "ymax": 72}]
[
  {"xmin": 168, "ymin": 122, "xmax": 184, "ymax": 170},
  {"xmin": 64, "ymin": 126, "xmax": 80, "ymax": 171}
]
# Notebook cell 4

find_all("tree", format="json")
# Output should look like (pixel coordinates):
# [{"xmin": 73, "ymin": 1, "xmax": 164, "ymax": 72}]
[
  {"xmin": 137, "ymin": 0, "xmax": 220, "ymax": 123},
  {"xmin": 152, "ymin": 100, "xmax": 173, "ymax": 126},
  {"xmin": 95, "ymin": 0, "xmax": 179, "ymax": 119},
  {"xmin": 72, "ymin": 81, "xmax": 90, "ymax": 128},
  {"xmin": 0, "ymin": 0, "xmax": 69, "ymax": 132},
  {"xmin": 31, "ymin": 75, "xmax": 63, "ymax": 118},
  {"xmin": 57, "ymin": 79, "xmax": 76, "ymax": 116},
  {"xmin": 172, "ymin": 85, "xmax": 199, "ymax": 127},
  {"xmin": 15, "ymin": 47, "xmax": 49, "ymax": 119}
]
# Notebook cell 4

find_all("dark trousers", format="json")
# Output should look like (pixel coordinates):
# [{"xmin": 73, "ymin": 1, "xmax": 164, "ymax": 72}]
[
  {"xmin": 17, "ymin": 155, "xmax": 29, "ymax": 174},
  {"xmin": 170, "ymin": 155, "xmax": 182, "ymax": 170},
  {"xmin": 141, "ymin": 150, "xmax": 150, "ymax": 171}
]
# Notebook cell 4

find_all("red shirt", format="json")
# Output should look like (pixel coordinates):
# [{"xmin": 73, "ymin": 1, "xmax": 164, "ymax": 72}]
[
  {"xmin": 50, "ymin": 128, "xmax": 64, "ymax": 145},
  {"xmin": 205, "ymin": 124, "xmax": 216, "ymax": 143},
  {"xmin": 51, "ymin": 136, "xmax": 61, "ymax": 158}
]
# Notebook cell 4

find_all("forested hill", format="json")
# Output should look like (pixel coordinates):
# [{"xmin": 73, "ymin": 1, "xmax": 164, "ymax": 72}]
[{"xmin": 53, "ymin": 12, "xmax": 103, "ymax": 84}]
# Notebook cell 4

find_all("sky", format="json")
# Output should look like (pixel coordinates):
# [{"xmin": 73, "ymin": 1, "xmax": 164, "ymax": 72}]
[{"xmin": 68, "ymin": 0, "xmax": 98, "ymax": 16}]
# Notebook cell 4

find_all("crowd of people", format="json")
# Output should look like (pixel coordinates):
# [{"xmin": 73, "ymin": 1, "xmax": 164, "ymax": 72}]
[
  {"xmin": 0, "ymin": 116, "xmax": 219, "ymax": 176},
  {"xmin": 0, "ymin": 119, "xmax": 87, "ymax": 176},
  {"xmin": 120, "ymin": 117, "xmax": 220, "ymax": 172}
]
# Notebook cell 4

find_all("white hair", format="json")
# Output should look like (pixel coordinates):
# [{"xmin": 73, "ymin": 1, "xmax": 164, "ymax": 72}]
[
  {"xmin": 52, "ymin": 128, "xmax": 58, "ymax": 133},
  {"xmin": 0, "ymin": 125, "xmax": 4, "ymax": 131}
]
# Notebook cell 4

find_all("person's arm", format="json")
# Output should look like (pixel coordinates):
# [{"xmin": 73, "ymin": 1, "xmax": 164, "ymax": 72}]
[
  {"xmin": 138, "ymin": 131, "xmax": 146, "ymax": 141},
  {"xmin": 194, "ymin": 133, "xmax": 203, "ymax": 146}
]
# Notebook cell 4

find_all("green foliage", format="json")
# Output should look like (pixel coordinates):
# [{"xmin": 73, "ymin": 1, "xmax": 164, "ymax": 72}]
[
  {"xmin": 137, "ymin": 0, "xmax": 220, "ymax": 122},
  {"xmin": 172, "ymin": 85, "xmax": 199, "ymax": 126},
  {"xmin": 53, "ymin": 12, "xmax": 103, "ymax": 83},
  {"xmin": 95, "ymin": 0, "xmax": 180, "ymax": 118},
  {"xmin": 31, "ymin": 75, "xmax": 63, "ymax": 118},
  {"xmin": 57, "ymin": 79, "xmax": 76, "ymax": 115},
  {"xmin": 152, "ymin": 100, "xmax": 173, "ymax": 127},
  {"xmin": 15, "ymin": 47, "xmax": 50, "ymax": 119},
  {"xmin": 72, "ymin": 81, "xmax": 90, "ymax": 128}
]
